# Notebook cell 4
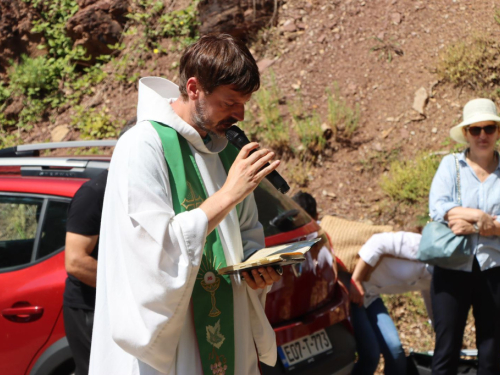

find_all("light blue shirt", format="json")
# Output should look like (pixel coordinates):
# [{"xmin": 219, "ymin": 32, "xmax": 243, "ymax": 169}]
[{"xmin": 429, "ymin": 150, "xmax": 500, "ymax": 271}]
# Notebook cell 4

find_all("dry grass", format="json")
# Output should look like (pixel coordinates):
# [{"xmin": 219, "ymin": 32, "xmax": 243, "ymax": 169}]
[{"xmin": 436, "ymin": 35, "xmax": 500, "ymax": 92}]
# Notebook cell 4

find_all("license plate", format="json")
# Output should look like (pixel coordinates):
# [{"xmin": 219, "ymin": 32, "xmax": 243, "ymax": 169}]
[{"xmin": 277, "ymin": 329, "xmax": 333, "ymax": 370}]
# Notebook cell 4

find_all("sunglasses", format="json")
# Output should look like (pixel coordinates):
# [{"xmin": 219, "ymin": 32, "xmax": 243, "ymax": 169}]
[{"xmin": 465, "ymin": 124, "xmax": 498, "ymax": 136}]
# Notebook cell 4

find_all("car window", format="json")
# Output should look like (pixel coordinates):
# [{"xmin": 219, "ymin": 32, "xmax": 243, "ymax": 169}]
[
  {"xmin": 0, "ymin": 196, "xmax": 43, "ymax": 269},
  {"xmin": 254, "ymin": 180, "xmax": 311, "ymax": 237},
  {"xmin": 37, "ymin": 200, "xmax": 69, "ymax": 259}
]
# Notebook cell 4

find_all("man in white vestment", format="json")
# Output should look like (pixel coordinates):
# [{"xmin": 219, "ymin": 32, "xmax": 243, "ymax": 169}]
[{"xmin": 89, "ymin": 34, "xmax": 282, "ymax": 375}]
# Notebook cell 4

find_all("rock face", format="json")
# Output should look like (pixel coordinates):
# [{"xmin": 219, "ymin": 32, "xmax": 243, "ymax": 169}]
[
  {"xmin": 51, "ymin": 125, "xmax": 70, "ymax": 142},
  {"xmin": 198, "ymin": 0, "xmax": 277, "ymax": 41},
  {"xmin": 0, "ymin": 0, "xmax": 44, "ymax": 75},
  {"xmin": 412, "ymin": 87, "xmax": 428, "ymax": 115},
  {"xmin": 65, "ymin": 0, "xmax": 129, "ymax": 62}
]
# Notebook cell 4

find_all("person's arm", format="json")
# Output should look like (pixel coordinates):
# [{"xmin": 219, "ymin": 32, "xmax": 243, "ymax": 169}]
[
  {"xmin": 357, "ymin": 232, "xmax": 410, "ymax": 265},
  {"xmin": 446, "ymin": 207, "xmax": 488, "ymax": 223},
  {"xmin": 65, "ymin": 232, "xmax": 98, "ymax": 287},
  {"xmin": 350, "ymin": 232, "xmax": 420, "ymax": 306},
  {"xmin": 485, "ymin": 220, "xmax": 500, "ymax": 236},
  {"xmin": 446, "ymin": 207, "xmax": 498, "ymax": 235},
  {"xmin": 349, "ymin": 258, "xmax": 373, "ymax": 306},
  {"xmin": 349, "ymin": 233, "xmax": 390, "ymax": 306},
  {"xmin": 65, "ymin": 181, "xmax": 102, "ymax": 287},
  {"xmin": 199, "ymin": 143, "xmax": 281, "ymax": 289},
  {"xmin": 200, "ymin": 144, "xmax": 278, "ymax": 235}
]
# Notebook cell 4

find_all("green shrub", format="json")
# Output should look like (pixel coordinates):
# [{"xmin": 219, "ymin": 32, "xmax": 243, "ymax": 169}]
[
  {"xmin": 128, "ymin": 0, "xmax": 200, "ymax": 49},
  {"xmin": 65, "ymin": 65, "xmax": 108, "ymax": 104},
  {"xmin": 9, "ymin": 55, "xmax": 62, "ymax": 98},
  {"xmin": 0, "ymin": 0, "xmax": 99, "ymax": 130},
  {"xmin": 71, "ymin": 106, "xmax": 120, "ymax": 139},
  {"xmin": 16, "ymin": 99, "xmax": 47, "ymax": 130},
  {"xmin": 287, "ymin": 161, "xmax": 312, "ymax": 187},
  {"xmin": 326, "ymin": 85, "xmax": 361, "ymax": 139},
  {"xmin": 26, "ymin": 0, "xmax": 86, "ymax": 63},
  {"xmin": 288, "ymin": 93, "xmax": 325, "ymax": 154},
  {"xmin": 436, "ymin": 36, "xmax": 500, "ymax": 89},
  {"xmin": 380, "ymin": 153, "xmax": 441, "ymax": 204},
  {"xmin": 159, "ymin": 1, "xmax": 200, "ymax": 42},
  {"xmin": 0, "ymin": 82, "xmax": 10, "ymax": 103},
  {"xmin": 0, "ymin": 130, "xmax": 21, "ymax": 149},
  {"xmin": 294, "ymin": 111, "xmax": 325, "ymax": 153},
  {"xmin": 248, "ymin": 72, "xmax": 290, "ymax": 151}
]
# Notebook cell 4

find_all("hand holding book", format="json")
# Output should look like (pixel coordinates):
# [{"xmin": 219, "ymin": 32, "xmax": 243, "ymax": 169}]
[
  {"xmin": 241, "ymin": 266, "xmax": 282, "ymax": 290},
  {"xmin": 217, "ymin": 238, "xmax": 320, "ymax": 276}
]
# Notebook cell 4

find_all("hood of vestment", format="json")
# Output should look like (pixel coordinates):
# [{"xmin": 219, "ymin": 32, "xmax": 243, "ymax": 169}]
[{"xmin": 136, "ymin": 76, "xmax": 228, "ymax": 155}]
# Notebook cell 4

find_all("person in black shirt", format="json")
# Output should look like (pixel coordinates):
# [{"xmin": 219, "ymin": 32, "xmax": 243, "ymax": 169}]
[
  {"xmin": 63, "ymin": 122, "xmax": 134, "ymax": 375},
  {"xmin": 63, "ymin": 169, "xmax": 107, "ymax": 375}
]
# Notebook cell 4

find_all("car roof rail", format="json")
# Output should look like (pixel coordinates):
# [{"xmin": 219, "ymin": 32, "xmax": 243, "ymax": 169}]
[
  {"xmin": 0, "ymin": 157, "xmax": 111, "ymax": 179},
  {"xmin": 0, "ymin": 140, "xmax": 118, "ymax": 157}
]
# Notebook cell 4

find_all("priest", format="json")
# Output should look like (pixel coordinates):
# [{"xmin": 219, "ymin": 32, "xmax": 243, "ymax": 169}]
[{"xmin": 89, "ymin": 34, "xmax": 282, "ymax": 375}]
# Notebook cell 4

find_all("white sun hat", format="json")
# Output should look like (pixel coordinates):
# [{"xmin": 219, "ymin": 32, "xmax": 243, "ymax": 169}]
[{"xmin": 450, "ymin": 98, "xmax": 500, "ymax": 143}]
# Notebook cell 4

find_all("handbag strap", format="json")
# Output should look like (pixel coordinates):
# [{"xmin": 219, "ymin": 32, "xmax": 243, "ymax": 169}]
[{"xmin": 453, "ymin": 154, "xmax": 462, "ymax": 206}]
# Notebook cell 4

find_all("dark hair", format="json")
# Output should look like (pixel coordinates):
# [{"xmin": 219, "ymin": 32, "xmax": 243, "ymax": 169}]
[
  {"xmin": 292, "ymin": 191, "xmax": 318, "ymax": 219},
  {"xmin": 178, "ymin": 33, "xmax": 260, "ymax": 100}
]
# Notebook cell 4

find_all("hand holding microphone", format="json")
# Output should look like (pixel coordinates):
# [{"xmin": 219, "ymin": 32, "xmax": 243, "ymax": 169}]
[{"xmin": 225, "ymin": 126, "xmax": 290, "ymax": 194}]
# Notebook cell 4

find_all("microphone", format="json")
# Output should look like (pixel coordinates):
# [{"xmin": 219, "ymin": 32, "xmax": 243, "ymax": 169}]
[{"xmin": 225, "ymin": 126, "xmax": 290, "ymax": 194}]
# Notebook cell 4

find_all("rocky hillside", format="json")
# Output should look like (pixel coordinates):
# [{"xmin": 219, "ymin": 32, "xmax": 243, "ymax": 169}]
[{"xmin": 3, "ymin": 0, "xmax": 499, "ymax": 229}]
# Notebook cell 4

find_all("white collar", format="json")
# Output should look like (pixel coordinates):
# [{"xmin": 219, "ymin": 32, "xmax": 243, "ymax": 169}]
[{"xmin": 136, "ymin": 77, "xmax": 228, "ymax": 154}]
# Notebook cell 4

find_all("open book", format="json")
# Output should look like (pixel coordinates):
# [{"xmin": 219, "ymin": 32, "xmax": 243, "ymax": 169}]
[{"xmin": 217, "ymin": 238, "xmax": 320, "ymax": 276}]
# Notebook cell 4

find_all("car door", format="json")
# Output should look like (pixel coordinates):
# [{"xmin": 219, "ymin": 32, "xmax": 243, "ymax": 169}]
[{"xmin": 0, "ymin": 194, "xmax": 69, "ymax": 375}]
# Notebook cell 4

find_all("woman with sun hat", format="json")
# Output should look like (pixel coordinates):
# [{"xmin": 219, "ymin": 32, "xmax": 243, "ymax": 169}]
[{"xmin": 429, "ymin": 98, "xmax": 500, "ymax": 374}]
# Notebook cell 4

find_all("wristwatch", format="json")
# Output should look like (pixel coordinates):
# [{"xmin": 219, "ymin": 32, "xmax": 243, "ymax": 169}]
[{"xmin": 473, "ymin": 223, "xmax": 480, "ymax": 233}]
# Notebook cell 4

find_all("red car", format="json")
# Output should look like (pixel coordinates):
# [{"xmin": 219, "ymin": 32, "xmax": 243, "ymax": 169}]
[{"xmin": 0, "ymin": 141, "xmax": 355, "ymax": 375}]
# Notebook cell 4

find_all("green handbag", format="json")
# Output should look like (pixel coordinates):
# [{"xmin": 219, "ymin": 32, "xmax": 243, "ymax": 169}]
[{"xmin": 417, "ymin": 154, "xmax": 473, "ymax": 267}]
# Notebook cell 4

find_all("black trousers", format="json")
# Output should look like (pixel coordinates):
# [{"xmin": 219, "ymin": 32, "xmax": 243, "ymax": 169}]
[
  {"xmin": 431, "ymin": 259, "xmax": 500, "ymax": 375},
  {"xmin": 63, "ymin": 305, "xmax": 94, "ymax": 375}
]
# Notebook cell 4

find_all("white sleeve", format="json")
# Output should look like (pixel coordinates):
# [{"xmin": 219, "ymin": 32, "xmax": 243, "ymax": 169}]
[
  {"xmin": 358, "ymin": 232, "xmax": 422, "ymax": 266},
  {"xmin": 101, "ymin": 122, "xmax": 207, "ymax": 372},
  {"xmin": 358, "ymin": 232, "xmax": 395, "ymax": 266}
]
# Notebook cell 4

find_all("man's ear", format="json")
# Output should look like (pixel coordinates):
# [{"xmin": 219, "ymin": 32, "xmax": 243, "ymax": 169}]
[{"xmin": 186, "ymin": 77, "xmax": 200, "ymax": 100}]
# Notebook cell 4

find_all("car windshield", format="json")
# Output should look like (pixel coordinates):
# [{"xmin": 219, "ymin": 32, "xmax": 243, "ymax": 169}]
[{"xmin": 253, "ymin": 180, "xmax": 311, "ymax": 237}]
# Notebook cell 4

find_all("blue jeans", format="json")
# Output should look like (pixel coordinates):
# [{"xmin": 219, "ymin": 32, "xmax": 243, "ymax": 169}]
[{"xmin": 350, "ymin": 298, "xmax": 407, "ymax": 375}]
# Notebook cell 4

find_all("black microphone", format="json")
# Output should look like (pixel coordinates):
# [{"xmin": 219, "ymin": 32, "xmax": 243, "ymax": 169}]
[{"xmin": 225, "ymin": 126, "xmax": 290, "ymax": 194}]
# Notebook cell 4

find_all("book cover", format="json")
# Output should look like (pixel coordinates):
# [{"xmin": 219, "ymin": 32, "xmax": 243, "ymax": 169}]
[{"xmin": 217, "ymin": 238, "xmax": 320, "ymax": 275}]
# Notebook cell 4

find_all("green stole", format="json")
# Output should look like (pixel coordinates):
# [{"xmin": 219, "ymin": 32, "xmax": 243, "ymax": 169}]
[{"xmin": 150, "ymin": 121, "xmax": 239, "ymax": 375}]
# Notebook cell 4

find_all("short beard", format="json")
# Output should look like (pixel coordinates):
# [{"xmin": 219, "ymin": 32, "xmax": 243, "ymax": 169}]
[{"xmin": 192, "ymin": 98, "xmax": 221, "ymax": 139}]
